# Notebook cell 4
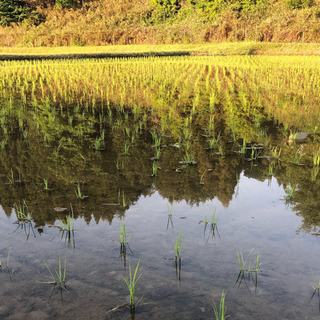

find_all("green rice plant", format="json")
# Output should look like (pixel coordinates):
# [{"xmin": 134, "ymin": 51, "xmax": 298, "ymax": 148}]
[
  {"xmin": 211, "ymin": 209, "xmax": 217, "ymax": 226},
  {"xmin": 15, "ymin": 200, "xmax": 32, "ymax": 222},
  {"xmin": 7, "ymin": 168, "xmax": 15, "ymax": 184},
  {"xmin": 123, "ymin": 260, "xmax": 142, "ymax": 310},
  {"xmin": 94, "ymin": 137, "xmax": 101, "ymax": 150},
  {"xmin": 237, "ymin": 249, "xmax": 261, "ymax": 273},
  {"xmin": 124, "ymin": 144, "xmax": 130, "ymax": 155},
  {"xmin": 293, "ymin": 148, "xmax": 304, "ymax": 164},
  {"xmin": 240, "ymin": 139, "xmax": 246, "ymax": 154},
  {"xmin": 174, "ymin": 230, "xmax": 182, "ymax": 260},
  {"xmin": 155, "ymin": 147, "xmax": 161, "ymax": 160},
  {"xmin": 43, "ymin": 178, "xmax": 49, "ymax": 191},
  {"xmin": 200, "ymin": 172, "xmax": 205, "ymax": 185},
  {"xmin": 285, "ymin": 183, "xmax": 297, "ymax": 199},
  {"xmin": 268, "ymin": 164, "xmax": 273, "ymax": 176},
  {"xmin": 115, "ymin": 160, "xmax": 120, "ymax": 170},
  {"xmin": 119, "ymin": 222, "xmax": 132, "ymax": 246},
  {"xmin": 312, "ymin": 166, "xmax": 319, "ymax": 182},
  {"xmin": 0, "ymin": 248, "xmax": 11, "ymax": 269},
  {"xmin": 1, "ymin": 139, "xmax": 6, "ymax": 150},
  {"xmin": 250, "ymin": 147, "xmax": 260, "ymax": 161},
  {"xmin": 271, "ymin": 147, "xmax": 281, "ymax": 160},
  {"xmin": 312, "ymin": 270, "xmax": 320, "ymax": 291},
  {"xmin": 152, "ymin": 162, "xmax": 158, "ymax": 177},
  {"xmin": 212, "ymin": 291, "xmax": 226, "ymax": 320},
  {"xmin": 58, "ymin": 204, "xmax": 75, "ymax": 232},
  {"xmin": 183, "ymin": 150, "xmax": 196, "ymax": 165},
  {"xmin": 217, "ymin": 145, "xmax": 224, "ymax": 156},
  {"xmin": 313, "ymin": 153, "xmax": 320, "ymax": 166},
  {"xmin": 41, "ymin": 256, "xmax": 67, "ymax": 289},
  {"xmin": 122, "ymin": 192, "xmax": 126, "ymax": 207},
  {"xmin": 74, "ymin": 183, "xmax": 86, "ymax": 199}
]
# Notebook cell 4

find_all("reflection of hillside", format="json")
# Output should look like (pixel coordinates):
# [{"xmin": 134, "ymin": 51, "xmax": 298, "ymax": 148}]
[{"xmin": 0, "ymin": 97, "xmax": 319, "ymax": 233}]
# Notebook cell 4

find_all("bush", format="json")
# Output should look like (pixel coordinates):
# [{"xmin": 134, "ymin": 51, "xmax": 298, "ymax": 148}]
[
  {"xmin": 55, "ymin": 0, "xmax": 74, "ymax": 8},
  {"xmin": 287, "ymin": 0, "xmax": 313, "ymax": 9},
  {"xmin": 0, "ymin": 0, "xmax": 29, "ymax": 26},
  {"xmin": 151, "ymin": 0, "xmax": 181, "ymax": 21}
]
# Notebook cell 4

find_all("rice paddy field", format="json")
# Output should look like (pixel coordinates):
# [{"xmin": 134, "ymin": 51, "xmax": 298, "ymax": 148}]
[{"xmin": 1, "ymin": 55, "xmax": 320, "ymax": 319}]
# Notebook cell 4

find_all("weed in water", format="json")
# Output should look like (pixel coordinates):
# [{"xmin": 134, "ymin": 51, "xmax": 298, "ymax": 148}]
[{"xmin": 212, "ymin": 291, "xmax": 227, "ymax": 320}]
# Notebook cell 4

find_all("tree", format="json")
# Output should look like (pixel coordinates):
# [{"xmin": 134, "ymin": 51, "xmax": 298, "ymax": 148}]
[{"xmin": 0, "ymin": 0, "xmax": 29, "ymax": 26}]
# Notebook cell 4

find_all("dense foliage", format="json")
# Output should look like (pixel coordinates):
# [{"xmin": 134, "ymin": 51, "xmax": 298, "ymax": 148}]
[
  {"xmin": 0, "ymin": 0, "xmax": 319, "ymax": 44},
  {"xmin": 0, "ymin": 0, "xmax": 29, "ymax": 26}
]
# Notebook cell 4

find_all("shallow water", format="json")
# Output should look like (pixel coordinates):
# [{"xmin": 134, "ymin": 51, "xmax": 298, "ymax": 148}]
[{"xmin": 1, "ymin": 56, "xmax": 320, "ymax": 319}]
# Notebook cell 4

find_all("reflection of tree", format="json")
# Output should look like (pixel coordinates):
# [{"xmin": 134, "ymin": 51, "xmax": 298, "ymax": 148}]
[{"xmin": 0, "ymin": 93, "xmax": 319, "ymax": 234}]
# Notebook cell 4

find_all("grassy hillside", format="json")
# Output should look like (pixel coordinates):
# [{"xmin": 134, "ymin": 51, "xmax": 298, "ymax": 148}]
[{"xmin": 0, "ymin": 0, "xmax": 320, "ymax": 46}]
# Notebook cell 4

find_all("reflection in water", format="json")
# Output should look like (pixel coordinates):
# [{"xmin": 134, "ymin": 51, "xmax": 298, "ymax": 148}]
[{"xmin": 0, "ymin": 56, "xmax": 320, "ymax": 319}]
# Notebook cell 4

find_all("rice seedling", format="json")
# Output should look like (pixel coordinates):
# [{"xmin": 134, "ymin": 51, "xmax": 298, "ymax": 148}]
[
  {"xmin": 123, "ymin": 260, "xmax": 142, "ymax": 311},
  {"xmin": 200, "ymin": 172, "xmax": 205, "ymax": 185},
  {"xmin": 212, "ymin": 291, "xmax": 227, "ymax": 320},
  {"xmin": 312, "ymin": 270, "xmax": 320, "ymax": 291},
  {"xmin": 313, "ymin": 153, "xmax": 320, "ymax": 166},
  {"xmin": 41, "ymin": 256, "xmax": 67, "ymax": 290},
  {"xmin": 152, "ymin": 162, "xmax": 158, "ymax": 177},
  {"xmin": 122, "ymin": 192, "xmax": 126, "ymax": 207},
  {"xmin": 240, "ymin": 139, "xmax": 246, "ymax": 155},
  {"xmin": 56, "ymin": 204, "xmax": 75, "ymax": 232},
  {"xmin": 217, "ymin": 145, "xmax": 224, "ymax": 156},
  {"xmin": 293, "ymin": 148, "xmax": 304, "ymax": 165},
  {"xmin": 285, "ymin": 183, "xmax": 297, "ymax": 199},
  {"xmin": 183, "ymin": 150, "xmax": 196, "ymax": 165},
  {"xmin": 119, "ymin": 222, "xmax": 132, "ymax": 247},
  {"xmin": 43, "ymin": 178, "xmax": 49, "ymax": 191},
  {"xmin": 0, "ymin": 248, "xmax": 11, "ymax": 270},
  {"xmin": 74, "ymin": 183, "xmax": 87, "ymax": 200},
  {"xmin": 1, "ymin": 139, "xmax": 6, "ymax": 150},
  {"xmin": 211, "ymin": 209, "xmax": 217, "ymax": 226},
  {"xmin": 124, "ymin": 144, "xmax": 130, "ymax": 155},
  {"xmin": 94, "ymin": 137, "xmax": 101, "ymax": 150},
  {"xmin": 14, "ymin": 200, "xmax": 32, "ymax": 223},
  {"xmin": 268, "ymin": 164, "xmax": 274, "ymax": 176},
  {"xmin": 312, "ymin": 166, "xmax": 320, "ymax": 182},
  {"xmin": 237, "ymin": 249, "xmax": 261, "ymax": 273},
  {"xmin": 271, "ymin": 147, "xmax": 281, "ymax": 160},
  {"xmin": 115, "ymin": 160, "xmax": 120, "ymax": 170},
  {"xmin": 174, "ymin": 230, "xmax": 182, "ymax": 261}
]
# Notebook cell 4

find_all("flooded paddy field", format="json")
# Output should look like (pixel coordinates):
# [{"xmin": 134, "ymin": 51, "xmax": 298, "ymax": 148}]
[{"xmin": 0, "ymin": 56, "xmax": 320, "ymax": 319}]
